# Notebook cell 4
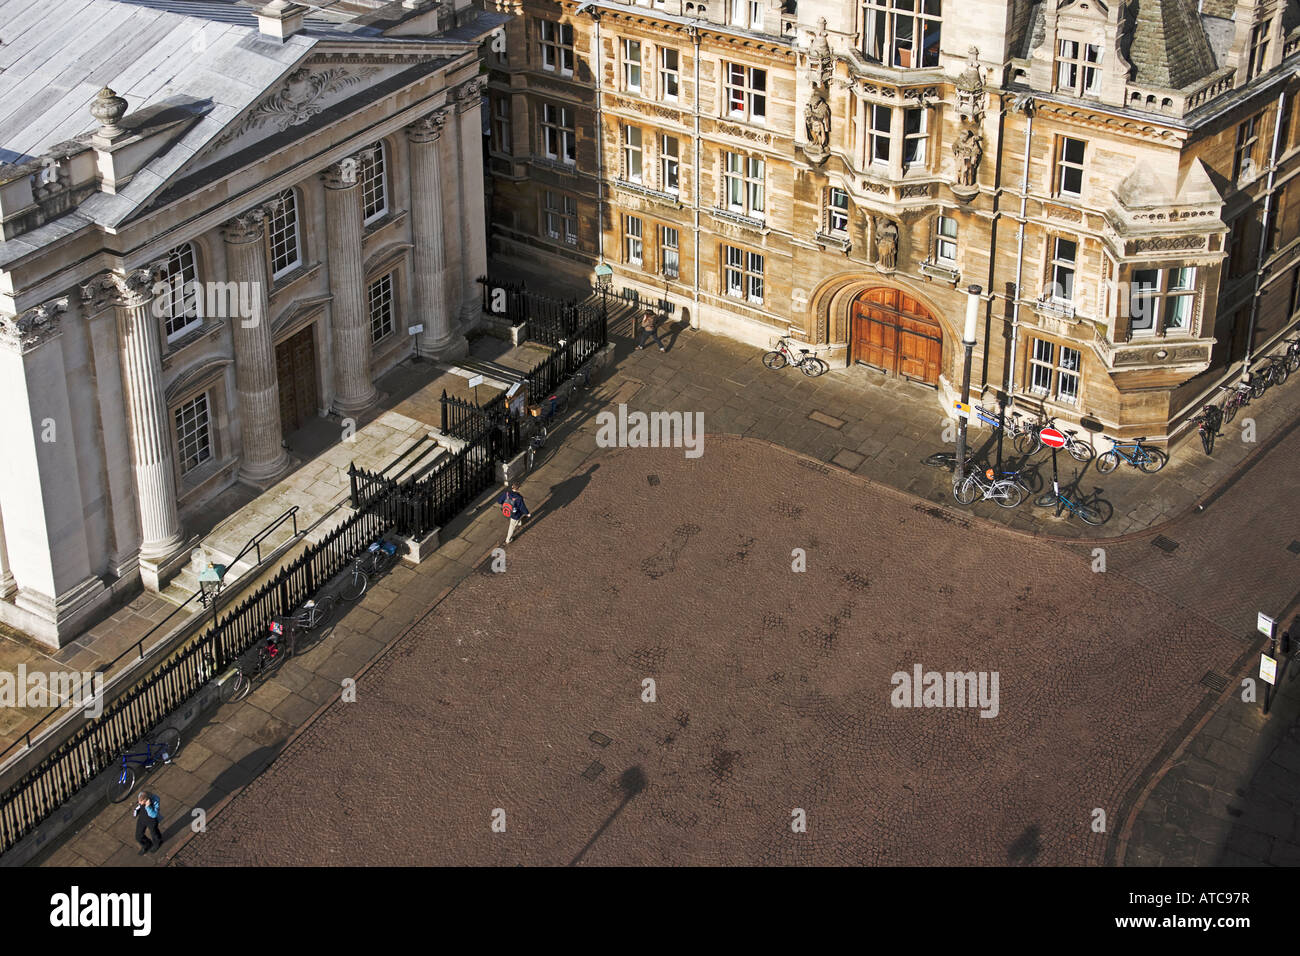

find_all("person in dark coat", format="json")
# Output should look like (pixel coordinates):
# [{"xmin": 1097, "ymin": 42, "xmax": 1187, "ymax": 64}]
[{"xmin": 635, "ymin": 310, "xmax": 667, "ymax": 351}]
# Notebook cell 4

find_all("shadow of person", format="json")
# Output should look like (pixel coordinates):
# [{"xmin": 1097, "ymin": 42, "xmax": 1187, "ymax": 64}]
[{"xmin": 531, "ymin": 464, "xmax": 600, "ymax": 526}]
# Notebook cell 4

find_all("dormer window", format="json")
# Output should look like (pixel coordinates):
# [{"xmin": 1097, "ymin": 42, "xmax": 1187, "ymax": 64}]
[
  {"xmin": 1248, "ymin": 19, "xmax": 1271, "ymax": 79},
  {"xmin": 1056, "ymin": 39, "xmax": 1102, "ymax": 97},
  {"xmin": 863, "ymin": 0, "xmax": 941, "ymax": 69}
]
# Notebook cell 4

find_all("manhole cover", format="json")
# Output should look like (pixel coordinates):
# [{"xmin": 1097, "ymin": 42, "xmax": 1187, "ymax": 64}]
[
  {"xmin": 1288, "ymin": 540, "xmax": 1300, "ymax": 555},
  {"xmin": 588, "ymin": 731, "xmax": 611, "ymax": 747},
  {"xmin": 581, "ymin": 760, "xmax": 605, "ymax": 781},
  {"xmin": 1152, "ymin": 535, "xmax": 1180, "ymax": 553},
  {"xmin": 1199, "ymin": 671, "xmax": 1229, "ymax": 692},
  {"xmin": 647, "ymin": 474, "xmax": 660, "ymax": 486}
]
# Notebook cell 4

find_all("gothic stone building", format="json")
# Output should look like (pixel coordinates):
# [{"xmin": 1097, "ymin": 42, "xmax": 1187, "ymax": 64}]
[
  {"xmin": 0, "ymin": 0, "xmax": 498, "ymax": 645},
  {"xmin": 486, "ymin": 0, "xmax": 1300, "ymax": 443}
]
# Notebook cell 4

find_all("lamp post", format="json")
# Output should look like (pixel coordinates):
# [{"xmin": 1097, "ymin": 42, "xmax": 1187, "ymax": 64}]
[
  {"xmin": 198, "ymin": 561, "xmax": 227, "ymax": 633},
  {"xmin": 954, "ymin": 284, "xmax": 983, "ymax": 487},
  {"xmin": 594, "ymin": 262, "xmax": 613, "ymax": 321}
]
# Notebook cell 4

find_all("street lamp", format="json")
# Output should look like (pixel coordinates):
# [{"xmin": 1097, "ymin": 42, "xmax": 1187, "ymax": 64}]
[
  {"xmin": 198, "ymin": 561, "xmax": 227, "ymax": 632},
  {"xmin": 594, "ymin": 262, "xmax": 613, "ymax": 320},
  {"xmin": 954, "ymin": 284, "xmax": 983, "ymax": 487}
]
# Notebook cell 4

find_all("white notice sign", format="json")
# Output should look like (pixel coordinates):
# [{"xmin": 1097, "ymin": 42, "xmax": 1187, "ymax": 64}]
[
  {"xmin": 408, "ymin": 324, "xmax": 425, "ymax": 335},
  {"xmin": 1258, "ymin": 612, "xmax": 1276, "ymax": 638},
  {"xmin": 467, "ymin": 375, "xmax": 485, "ymax": 388},
  {"xmin": 1261, "ymin": 654, "xmax": 1278, "ymax": 685}
]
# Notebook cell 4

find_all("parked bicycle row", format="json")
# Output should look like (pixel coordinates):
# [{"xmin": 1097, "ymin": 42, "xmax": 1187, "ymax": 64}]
[{"xmin": 1189, "ymin": 336, "xmax": 1300, "ymax": 455}]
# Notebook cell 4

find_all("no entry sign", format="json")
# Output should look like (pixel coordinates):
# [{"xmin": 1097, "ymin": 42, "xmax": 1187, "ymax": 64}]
[{"xmin": 1039, "ymin": 427, "xmax": 1067, "ymax": 449}]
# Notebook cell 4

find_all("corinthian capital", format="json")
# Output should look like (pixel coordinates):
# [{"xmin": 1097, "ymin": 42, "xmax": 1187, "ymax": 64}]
[
  {"xmin": 454, "ymin": 78, "xmax": 484, "ymax": 111},
  {"xmin": 406, "ymin": 108, "xmax": 450, "ymax": 144},
  {"xmin": 221, "ymin": 208, "xmax": 266, "ymax": 243},
  {"xmin": 0, "ymin": 297, "xmax": 70, "ymax": 353},
  {"xmin": 81, "ymin": 264, "xmax": 167, "ymax": 311}
]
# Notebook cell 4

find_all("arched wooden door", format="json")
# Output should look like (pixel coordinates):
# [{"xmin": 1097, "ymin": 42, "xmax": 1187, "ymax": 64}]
[{"xmin": 850, "ymin": 287, "xmax": 943, "ymax": 386}]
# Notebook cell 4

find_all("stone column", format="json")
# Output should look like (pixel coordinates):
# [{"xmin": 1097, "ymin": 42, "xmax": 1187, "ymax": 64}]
[
  {"xmin": 407, "ymin": 108, "xmax": 467, "ymax": 359},
  {"xmin": 85, "ymin": 268, "xmax": 185, "ymax": 566},
  {"xmin": 321, "ymin": 157, "xmax": 380, "ymax": 412},
  {"xmin": 222, "ymin": 209, "xmax": 290, "ymax": 484},
  {"xmin": 0, "ymin": 511, "xmax": 16, "ymax": 600},
  {"xmin": 455, "ymin": 79, "xmax": 488, "ymax": 332}
]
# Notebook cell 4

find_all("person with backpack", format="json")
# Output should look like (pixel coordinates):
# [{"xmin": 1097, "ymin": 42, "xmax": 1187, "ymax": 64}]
[
  {"xmin": 635, "ymin": 310, "xmax": 667, "ymax": 351},
  {"xmin": 496, "ymin": 482, "xmax": 530, "ymax": 544},
  {"xmin": 134, "ymin": 791, "xmax": 162, "ymax": 854}
]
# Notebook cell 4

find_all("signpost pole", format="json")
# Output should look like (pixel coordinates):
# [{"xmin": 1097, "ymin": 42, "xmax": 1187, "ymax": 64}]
[
  {"xmin": 954, "ymin": 285, "xmax": 982, "ymax": 487},
  {"xmin": 1260, "ymin": 613, "xmax": 1278, "ymax": 714}
]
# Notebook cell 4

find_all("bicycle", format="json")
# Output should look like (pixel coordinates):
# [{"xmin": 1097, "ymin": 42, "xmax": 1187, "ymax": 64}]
[
  {"xmin": 762, "ymin": 337, "xmax": 829, "ymax": 377},
  {"xmin": 1256, "ymin": 354, "xmax": 1290, "ymax": 390},
  {"xmin": 952, "ymin": 466, "xmax": 1025, "ymax": 508},
  {"xmin": 1284, "ymin": 337, "xmax": 1300, "ymax": 374},
  {"xmin": 338, "ymin": 536, "xmax": 399, "ymax": 603},
  {"xmin": 103, "ymin": 727, "xmax": 182, "ymax": 803},
  {"xmin": 220, "ymin": 624, "xmax": 295, "ymax": 704},
  {"xmin": 1095, "ymin": 435, "xmax": 1168, "ymax": 474},
  {"xmin": 1217, "ymin": 381, "xmax": 1254, "ymax": 424},
  {"xmin": 1192, "ymin": 403, "xmax": 1222, "ymax": 456},
  {"xmin": 1032, "ymin": 481, "xmax": 1113, "ymax": 526},
  {"xmin": 1014, "ymin": 415, "xmax": 1095, "ymax": 463}
]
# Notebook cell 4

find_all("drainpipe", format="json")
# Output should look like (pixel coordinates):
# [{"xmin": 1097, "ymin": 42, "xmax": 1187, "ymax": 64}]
[
  {"xmin": 1243, "ymin": 87, "xmax": 1286, "ymax": 380},
  {"xmin": 1008, "ymin": 94, "xmax": 1034, "ymax": 408},
  {"xmin": 578, "ymin": 3, "xmax": 605, "ymax": 263},
  {"xmin": 690, "ymin": 22, "xmax": 702, "ymax": 329}
]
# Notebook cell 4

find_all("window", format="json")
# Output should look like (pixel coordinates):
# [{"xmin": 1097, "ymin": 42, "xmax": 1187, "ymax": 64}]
[
  {"xmin": 730, "ymin": 0, "xmax": 762, "ymax": 30},
  {"xmin": 541, "ymin": 103, "xmax": 576, "ymax": 164},
  {"xmin": 623, "ymin": 39, "xmax": 643, "ymax": 93},
  {"xmin": 1128, "ymin": 267, "xmax": 1196, "ymax": 336},
  {"xmin": 724, "ymin": 63, "xmax": 766, "ymax": 123},
  {"xmin": 175, "ymin": 392, "xmax": 213, "ymax": 475},
  {"xmin": 490, "ymin": 95, "xmax": 512, "ymax": 154},
  {"xmin": 1233, "ymin": 116, "xmax": 1260, "ymax": 182},
  {"xmin": 661, "ymin": 226, "xmax": 680, "ymax": 279},
  {"xmin": 863, "ymin": 0, "xmax": 942, "ymax": 69},
  {"xmin": 903, "ymin": 107, "xmax": 927, "ymax": 168},
  {"xmin": 660, "ymin": 135, "xmax": 680, "ymax": 193},
  {"xmin": 624, "ymin": 215, "xmax": 644, "ymax": 266},
  {"xmin": 1056, "ymin": 39, "xmax": 1102, "ymax": 96},
  {"xmin": 623, "ymin": 126, "xmax": 643, "ymax": 183},
  {"xmin": 660, "ymin": 48, "xmax": 680, "ymax": 101},
  {"xmin": 157, "ymin": 243, "xmax": 202, "ymax": 342},
  {"xmin": 266, "ymin": 189, "xmax": 301, "ymax": 278},
  {"xmin": 869, "ymin": 104, "xmax": 891, "ymax": 165},
  {"xmin": 368, "ymin": 273, "xmax": 395, "ymax": 342},
  {"xmin": 935, "ymin": 214, "xmax": 957, "ymax": 264},
  {"xmin": 540, "ymin": 20, "xmax": 574, "ymax": 75},
  {"xmin": 1248, "ymin": 19, "xmax": 1271, "ymax": 79},
  {"xmin": 828, "ymin": 188, "xmax": 850, "ymax": 233},
  {"xmin": 1049, "ymin": 237, "xmax": 1077, "ymax": 301},
  {"xmin": 543, "ymin": 190, "xmax": 578, "ymax": 245},
  {"xmin": 1027, "ymin": 339, "xmax": 1082, "ymax": 406},
  {"xmin": 1055, "ymin": 137, "xmax": 1085, "ymax": 197},
  {"xmin": 723, "ymin": 245, "xmax": 764, "ymax": 303},
  {"xmin": 360, "ymin": 144, "xmax": 387, "ymax": 223},
  {"xmin": 723, "ymin": 151, "xmax": 764, "ymax": 217}
]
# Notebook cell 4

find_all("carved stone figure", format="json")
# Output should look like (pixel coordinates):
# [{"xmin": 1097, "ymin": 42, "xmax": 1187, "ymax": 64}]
[
  {"xmin": 952, "ymin": 124, "xmax": 983, "ymax": 188},
  {"xmin": 808, "ymin": 17, "xmax": 832, "ymax": 84},
  {"xmin": 804, "ymin": 84, "xmax": 830, "ymax": 153},
  {"xmin": 875, "ymin": 218, "xmax": 898, "ymax": 271}
]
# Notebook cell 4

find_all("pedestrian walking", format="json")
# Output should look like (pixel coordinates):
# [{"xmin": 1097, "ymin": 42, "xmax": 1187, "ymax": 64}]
[
  {"xmin": 635, "ymin": 310, "xmax": 667, "ymax": 351},
  {"xmin": 134, "ymin": 791, "xmax": 162, "ymax": 854},
  {"xmin": 497, "ymin": 482, "xmax": 531, "ymax": 544}
]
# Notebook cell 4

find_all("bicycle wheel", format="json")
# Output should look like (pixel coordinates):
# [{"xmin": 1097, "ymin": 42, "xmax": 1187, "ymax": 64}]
[
  {"xmin": 150, "ymin": 726, "xmax": 181, "ymax": 764},
  {"xmin": 800, "ymin": 357, "xmax": 829, "ymax": 377},
  {"xmin": 338, "ymin": 569, "xmax": 368, "ymax": 603},
  {"xmin": 762, "ymin": 350, "xmax": 788, "ymax": 370},
  {"xmin": 106, "ymin": 764, "xmax": 135, "ymax": 804},
  {"xmin": 1222, "ymin": 397, "xmax": 1238, "ymax": 424},
  {"xmin": 922, "ymin": 452, "xmax": 957, "ymax": 469},
  {"xmin": 1066, "ymin": 438, "xmax": 1095, "ymax": 464},
  {"xmin": 1013, "ymin": 469, "xmax": 1043, "ymax": 495},
  {"xmin": 1250, "ymin": 377, "xmax": 1267, "ymax": 399},
  {"xmin": 1199, "ymin": 425, "xmax": 1215, "ymax": 456},
  {"xmin": 993, "ymin": 480, "xmax": 1024, "ymax": 509},
  {"xmin": 952, "ymin": 476, "xmax": 979, "ymax": 505},
  {"xmin": 371, "ymin": 549, "xmax": 395, "ymax": 575},
  {"xmin": 1075, "ymin": 499, "xmax": 1112, "ymax": 526},
  {"xmin": 228, "ymin": 669, "xmax": 252, "ymax": 702},
  {"xmin": 1013, "ymin": 432, "xmax": 1040, "ymax": 456},
  {"xmin": 1273, "ymin": 363, "xmax": 1290, "ymax": 386},
  {"xmin": 1287, "ymin": 348, "xmax": 1300, "ymax": 373},
  {"xmin": 305, "ymin": 596, "xmax": 335, "ymax": 630},
  {"xmin": 1138, "ymin": 448, "xmax": 1168, "ymax": 473},
  {"xmin": 1095, "ymin": 451, "xmax": 1120, "ymax": 474},
  {"xmin": 1032, "ymin": 492, "xmax": 1059, "ymax": 508}
]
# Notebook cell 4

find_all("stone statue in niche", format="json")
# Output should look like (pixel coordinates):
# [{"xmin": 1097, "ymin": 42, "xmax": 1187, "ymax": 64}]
[
  {"xmin": 951, "ymin": 123, "xmax": 983, "ymax": 188},
  {"xmin": 875, "ymin": 218, "xmax": 899, "ymax": 271},
  {"xmin": 804, "ymin": 83, "xmax": 831, "ymax": 154}
]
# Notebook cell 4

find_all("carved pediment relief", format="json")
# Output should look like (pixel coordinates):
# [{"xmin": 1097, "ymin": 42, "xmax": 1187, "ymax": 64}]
[{"xmin": 213, "ymin": 66, "xmax": 381, "ymax": 149}]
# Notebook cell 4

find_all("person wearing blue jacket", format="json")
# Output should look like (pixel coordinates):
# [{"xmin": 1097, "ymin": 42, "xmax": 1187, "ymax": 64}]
[
  {"xmin": 134, "ymin": 791, "xmax": 162, "ymax": 854},
  {"xmin": 496, "ymin": 482, "xmax": 530, "ymax": 544}
]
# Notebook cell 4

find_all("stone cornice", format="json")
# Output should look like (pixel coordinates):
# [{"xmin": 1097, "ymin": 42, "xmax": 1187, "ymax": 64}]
[{"xmin": 0, "ymin": 297, "xmax": 69, "ymax": 353}]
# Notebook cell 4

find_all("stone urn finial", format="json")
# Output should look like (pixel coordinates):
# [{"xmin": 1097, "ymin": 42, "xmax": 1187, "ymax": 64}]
[{"xmin": 90, "ymin": 87, "xmax": 128, "ymax": 136}]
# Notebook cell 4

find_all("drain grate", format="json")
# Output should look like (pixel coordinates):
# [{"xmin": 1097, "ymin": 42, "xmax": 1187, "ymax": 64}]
[
  {"xmin": 581, "ymin": 760, "xmax": 605, "ymax": 781},
  {"xmin": 1199, "ymin": 670, "xmax": 1229, "ymax": 693},
  {"xmin": 647, "ymin": 474, "xmax": 660, "ymax": 486},
  {"xmin": 588, "ymin": 731, "xmax": 611, "ymax": 747},
  {"xmin": 1288, "ymin": 540, "xmax": 1300, "ymax": 555},
  {"xmin": 1152, "ymin": 535, "xmax": 1180, "ymax": 553}
]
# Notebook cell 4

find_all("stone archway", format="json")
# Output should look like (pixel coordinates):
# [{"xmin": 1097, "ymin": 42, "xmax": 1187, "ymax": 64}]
[{"xmin": 849, "ymin": 287, "xmax": 943, "ymax": 386}]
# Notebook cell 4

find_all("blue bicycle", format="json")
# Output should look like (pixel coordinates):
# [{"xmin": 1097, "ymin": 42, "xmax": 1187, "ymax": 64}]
[
  {"xmin": 1095, "ymin": 435, "xmax": 1167, "ymax": 474},
  {"xmin": 1033, "ymin": 479, "xmax": 1113, "ymax": 525},
  {"xmin": 104, "ymin": 726, "xmax": 181, "ymax": 803}
]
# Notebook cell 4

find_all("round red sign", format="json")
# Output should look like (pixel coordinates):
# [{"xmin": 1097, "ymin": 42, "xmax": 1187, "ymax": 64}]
[{"xmin": 1038, "ymin": 427, "xmax": 1067, "ymax": 449}]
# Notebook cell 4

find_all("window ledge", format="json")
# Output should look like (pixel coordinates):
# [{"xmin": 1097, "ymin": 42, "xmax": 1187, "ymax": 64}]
[
  {"xmin": 710, "ymin": 207, "xmax": 767, "ymax": 231},
  {"xmin": 920, "ymin": 259, "xmax": 959, "ymax": 283},
  {"xmin": 161, "ymin": 319, "xmax": 224, "ymax": 367},
  {"xmin": 614, "ymin": 179, "xmax": 683, "ymax": 205},
  {"xmin": 532, "ymin": 157, "xmax": 579, "ymax": 175},
  {"xmin": 815, "ymin": 231, "xmax": 852, "ymax": 253}
]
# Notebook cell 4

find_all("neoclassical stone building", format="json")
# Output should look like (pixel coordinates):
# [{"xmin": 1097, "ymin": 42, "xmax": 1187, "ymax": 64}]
[
  {"xmin": 486, "ymin": 0, "xmax": 1300, "ymax": 441},
  {"xmin": 0, "ymin": 0, "xmax": 498, "ymax": 645}
]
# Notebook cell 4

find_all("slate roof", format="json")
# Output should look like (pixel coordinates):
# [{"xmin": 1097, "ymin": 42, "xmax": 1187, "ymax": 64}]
[{"xmin": 1126, "ymin": 0, "xmax": 1219, "ymax": 90}]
